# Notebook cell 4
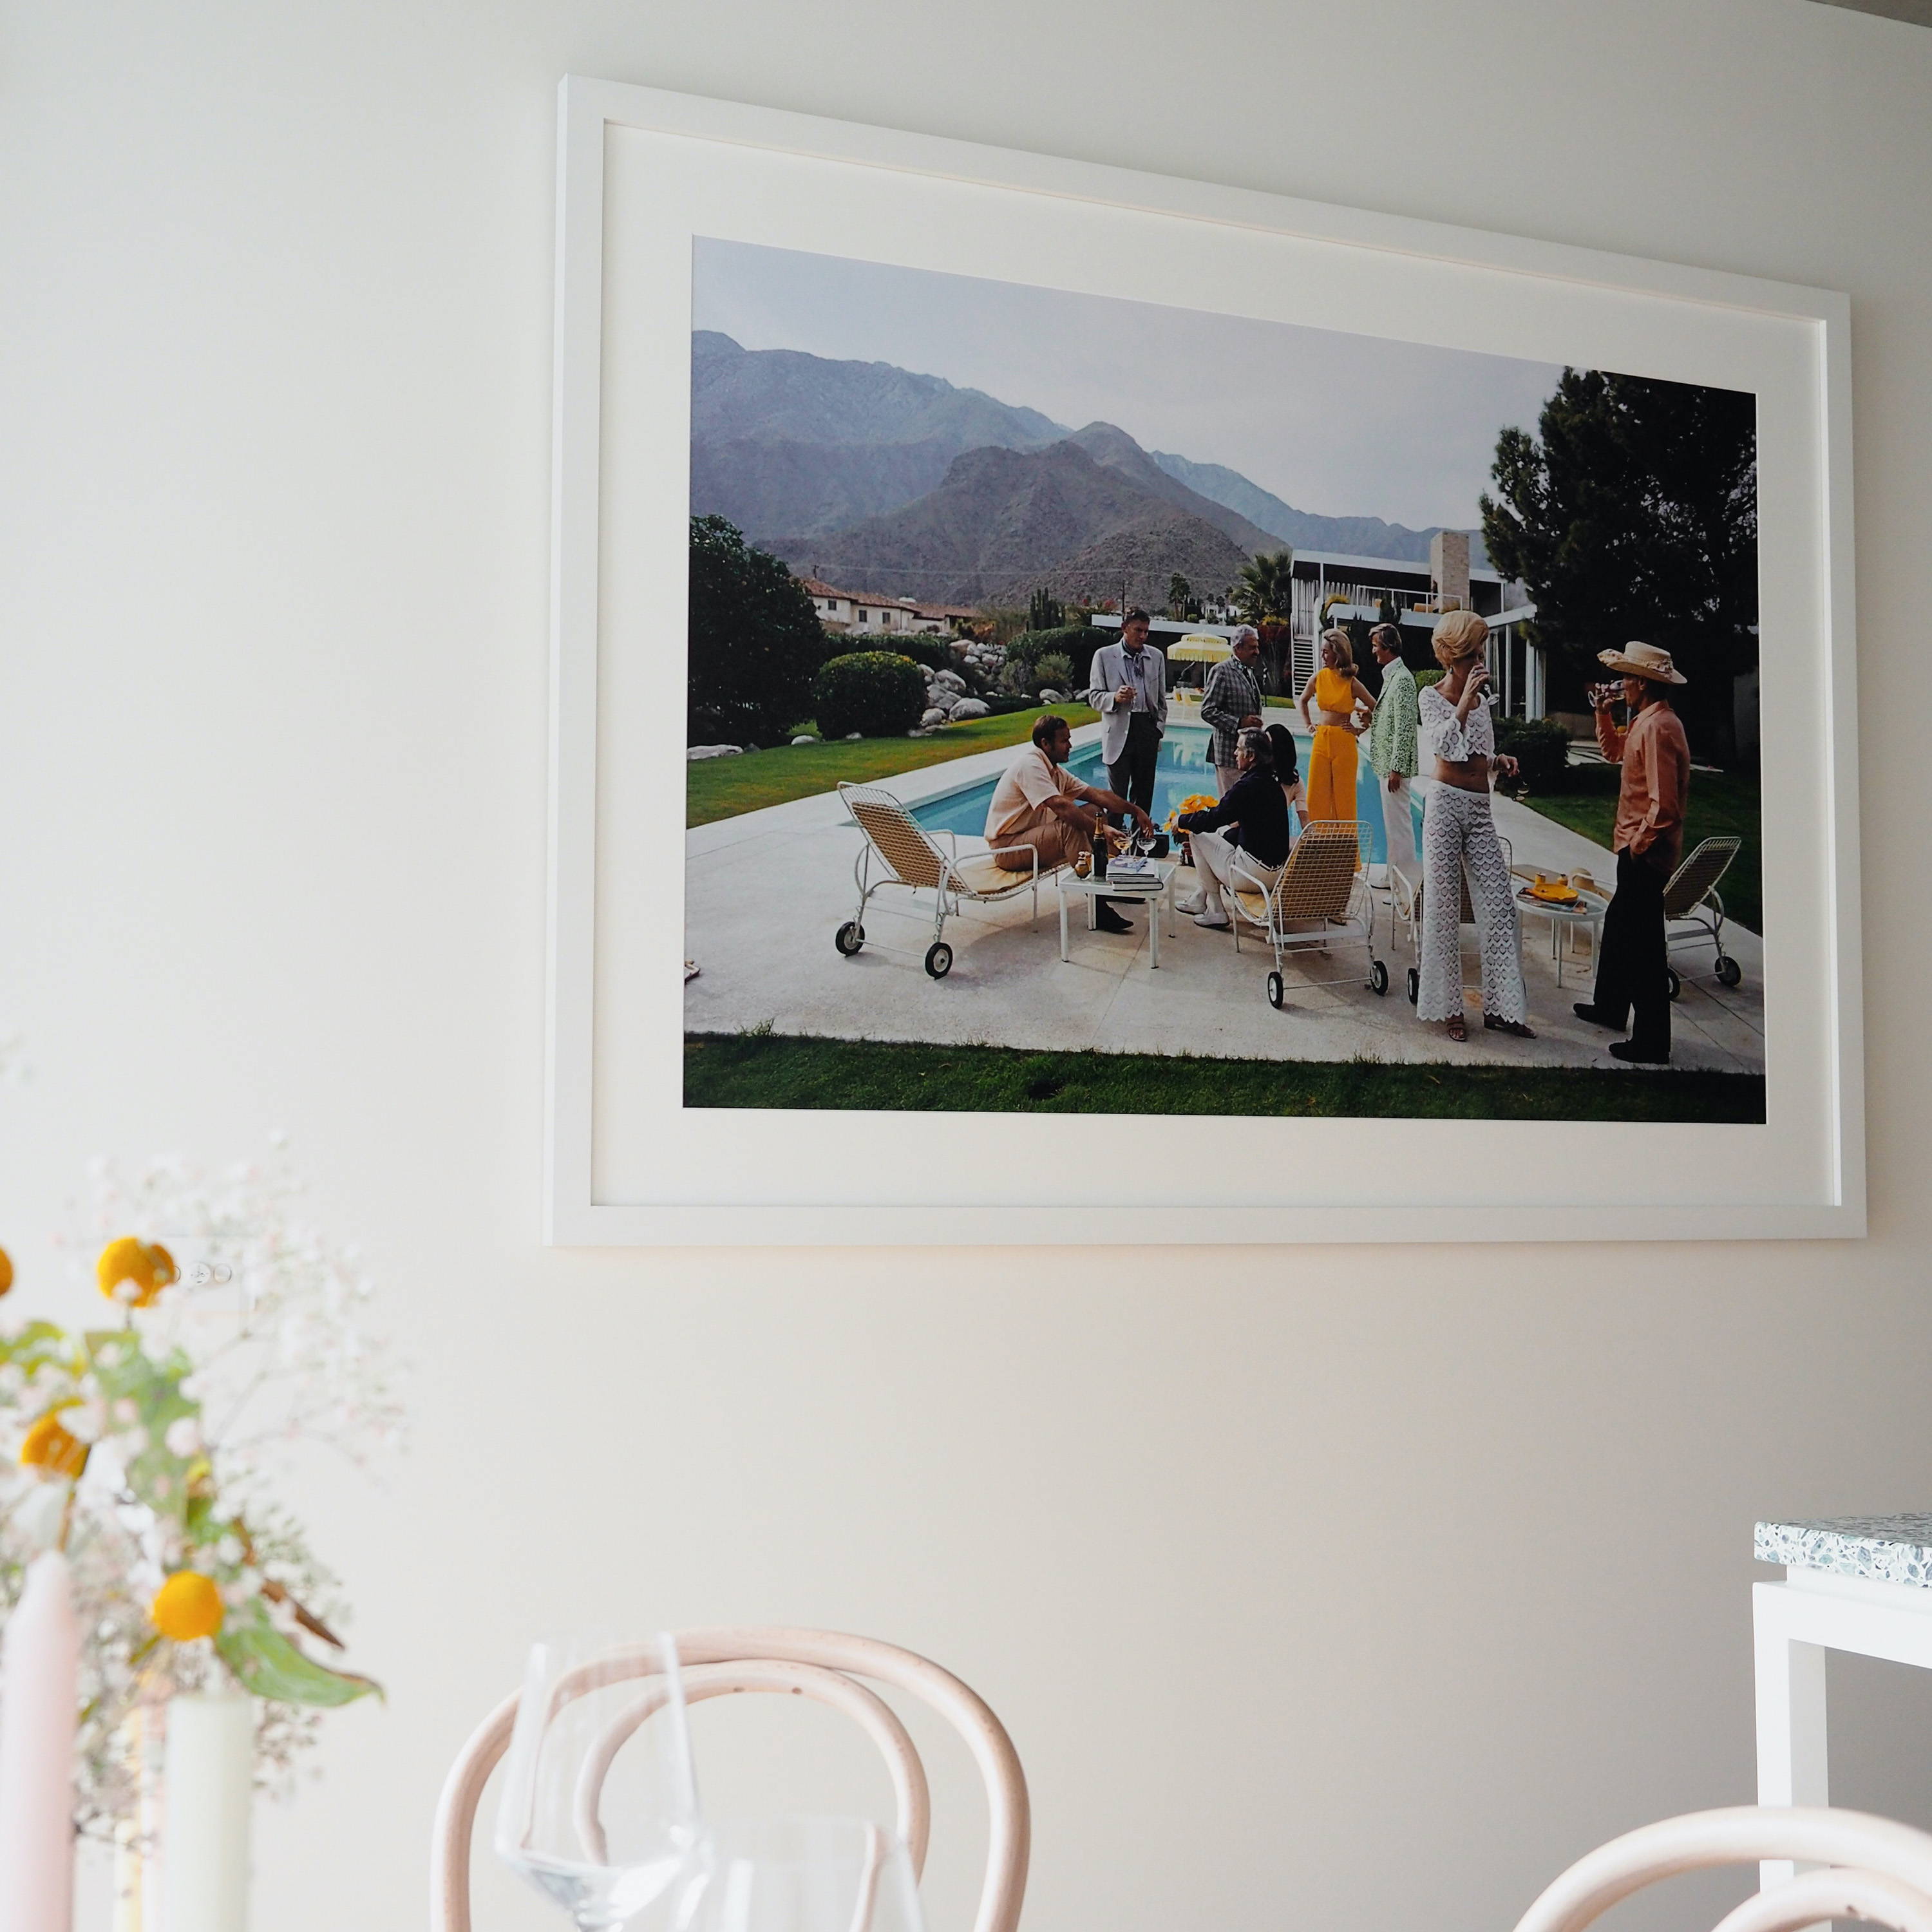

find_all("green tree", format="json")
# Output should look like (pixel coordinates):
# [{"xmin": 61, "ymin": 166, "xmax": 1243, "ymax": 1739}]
[
  {"xmin": 687, "ymin": 515, "xmax": 828, "ymax": 745},
  {"xmin": 1234, "ymin": 549, "xmax": 1296, "ymax": 694},
  {"xmin": 1480, "ymin": 370, "xmax": 1757, "ymax": 762},
  {"xmin": 1166, "ymin": 573, "xmax": 1197, "ymax": 621},
  {"xmin": 1234, "ymin": 549, "xmax": 1295, "ymax": 622}
]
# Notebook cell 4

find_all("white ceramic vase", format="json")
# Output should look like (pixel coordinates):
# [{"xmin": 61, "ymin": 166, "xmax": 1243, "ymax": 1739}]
[{"xmin": 113, "ymin": 1692, "xmax": 252, "ymax": 1932}]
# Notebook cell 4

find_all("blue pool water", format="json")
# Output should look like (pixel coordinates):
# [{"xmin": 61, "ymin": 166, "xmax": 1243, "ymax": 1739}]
[{"xmin": 909, "ymin": 724, "xmax": 1418, "ymax": 865}]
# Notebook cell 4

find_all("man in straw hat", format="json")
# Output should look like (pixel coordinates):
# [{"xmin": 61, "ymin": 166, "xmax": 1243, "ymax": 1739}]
[{"xmin": 1573, "ymin": 642, "xmax": 1691, "ymax": 1063}]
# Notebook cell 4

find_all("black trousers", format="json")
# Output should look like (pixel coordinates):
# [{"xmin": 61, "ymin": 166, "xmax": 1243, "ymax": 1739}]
[
  {"xmin": 1591, "ymin": 847, "xmax": 1671, "ymax": 1056},
  {"xmin": 1107, "ymin": 713, "xmax": 1160, "ymax": 819}
]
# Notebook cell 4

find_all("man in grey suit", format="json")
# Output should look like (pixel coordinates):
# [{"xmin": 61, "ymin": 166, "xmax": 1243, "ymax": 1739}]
[{"xmin": 1088, "ymin": 609, "xmax": 1168, "ymax": 824}]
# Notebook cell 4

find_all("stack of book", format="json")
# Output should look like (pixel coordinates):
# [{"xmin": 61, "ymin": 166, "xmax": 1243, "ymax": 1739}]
[{"xmin": 1102, "ymin": 855, "xmax": 1161, "ymax": 892}]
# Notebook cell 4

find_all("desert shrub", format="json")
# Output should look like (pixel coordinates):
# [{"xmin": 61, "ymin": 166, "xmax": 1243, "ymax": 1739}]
[
  {"xmin": 1496, "ymin": 715, "xmax": 1573, "ymax": 793},
  {"xmin": 1009, "ymin": 624, "xmax": 1097, "ymax": 688},
  {"xmin": 1033, "ymin": 651, "xmax": 1074, "ymax": 694},
  {"xmin": 812, "ymin": 652, "xmax": 927, "ymax": 739},
  {"xmin": 688, "ymin": 516, "xmax": 829, "ymax": 745}
]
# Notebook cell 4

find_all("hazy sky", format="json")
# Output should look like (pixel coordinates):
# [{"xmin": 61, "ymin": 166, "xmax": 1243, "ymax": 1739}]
[{"xmin": 692, "ymin": 239, "xmax": 1565, "ymax": 534}]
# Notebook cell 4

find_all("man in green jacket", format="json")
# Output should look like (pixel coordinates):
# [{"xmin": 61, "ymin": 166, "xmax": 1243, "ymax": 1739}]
[{"xmin": 1367, "ymin": 625, "xmax": 1419, "ymax": 883}]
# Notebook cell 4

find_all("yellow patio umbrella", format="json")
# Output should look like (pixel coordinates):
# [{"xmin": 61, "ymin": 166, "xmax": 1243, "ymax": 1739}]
[{"xmin": 1167, "ymin": 634, "xmax": 1232, "ymax": 663}]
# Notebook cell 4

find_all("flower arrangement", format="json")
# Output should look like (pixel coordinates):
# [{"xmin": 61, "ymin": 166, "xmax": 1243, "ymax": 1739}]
[
  {"xmin": 0, "ymin": 1145, "xmax": 400, "ymax": 1838},
  {"xmin": 1166, "ymin": 794, "xmax": 1218, "ymax": 833}
]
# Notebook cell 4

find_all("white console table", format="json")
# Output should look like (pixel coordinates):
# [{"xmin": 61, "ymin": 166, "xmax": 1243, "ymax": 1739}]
[{"xmin": 1754, "ymin": 1515, "xmax": 1932, "ymax": 1891}]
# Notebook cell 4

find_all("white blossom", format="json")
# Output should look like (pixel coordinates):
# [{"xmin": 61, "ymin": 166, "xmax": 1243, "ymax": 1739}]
[{"xmin": 0, "ymin": 1141, "xmax": 399, "ymax": 1841}]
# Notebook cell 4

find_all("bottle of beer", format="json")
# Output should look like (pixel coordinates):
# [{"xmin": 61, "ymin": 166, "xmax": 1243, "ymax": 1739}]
[{"xmin": 1090, "ymin": 813, "xmax": 1109, "ymax": 881}]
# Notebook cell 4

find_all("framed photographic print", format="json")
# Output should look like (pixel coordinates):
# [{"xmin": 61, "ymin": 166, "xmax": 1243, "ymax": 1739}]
[{"xmin": 544, "ymin": 75, "xmax": 1861, "ymax": 1244}]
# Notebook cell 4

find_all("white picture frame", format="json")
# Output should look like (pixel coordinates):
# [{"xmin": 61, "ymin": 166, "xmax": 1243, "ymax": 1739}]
[{"xmin": 544, "ymin": 74, "xmax": 1862, "ymax": 1245}]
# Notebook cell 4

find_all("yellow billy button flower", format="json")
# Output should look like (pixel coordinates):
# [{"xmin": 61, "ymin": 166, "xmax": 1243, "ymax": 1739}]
[
  {"xmin": 97, "ymin": 1236, "xmax": 178, "ymax": 1308},
  {"xmin": 19, "ymin": 1411, "xmax": 90, "ymax": 1480},
  {"xmin": 0, "ymin": 1245, "xmax": 13, "ymax": 1295},
  {"xmin": 151, "ymin": 1571, "xmax": 225, "ymax": 1643}
]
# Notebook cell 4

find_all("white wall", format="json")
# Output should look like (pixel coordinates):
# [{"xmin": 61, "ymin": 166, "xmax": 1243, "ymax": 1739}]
[{"xmin": 5, "ymin": 2, "xmax": 1932, "ymax": 1929}]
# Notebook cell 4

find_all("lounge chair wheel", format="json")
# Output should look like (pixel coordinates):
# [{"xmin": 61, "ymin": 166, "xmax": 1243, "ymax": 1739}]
[
  {"xmin": 1266, "ymin": 971, "xmax": 1284, "ymax": 1010},
  {"xmin": 924, "ymin": 941, "xmax": 954, "ymax": 980},
  {"xmin": 1716, "ymin": 954, "xmax": 1742, "ymax": 987},
  {"xmin": 1405, "ymin": 967, "xmax": 1419, "ymax": 1005},
  {"xmin": 1369, "ymin": 958, "xmax": 1388, "ymax": 996},
  {"xmin": 835, "ymin": 921, "xmax": 865, "ymax": 957},
  {"xmin": 1667, "ymin": 967, "xmax": 1682, "ymax": 1001}
]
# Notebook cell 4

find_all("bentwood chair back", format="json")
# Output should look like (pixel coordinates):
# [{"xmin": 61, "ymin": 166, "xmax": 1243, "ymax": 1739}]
[
  {"xmin": 1513, "ymin": 1806, "xmax": 1932, "ymax": 1932},
  {"xmin": 432, "ymin": 1627, "xmax": 1030, "ymax": 1932}
]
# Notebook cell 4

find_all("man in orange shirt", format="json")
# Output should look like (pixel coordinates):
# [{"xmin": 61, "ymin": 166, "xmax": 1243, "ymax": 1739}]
[
  {"xmin": 986, "ymin": 713, "xmax": 1154, "ymax": 933},
  {"xmin": 1573, "ymin": 642, "xmax": 1692, "ymax": 1063}
]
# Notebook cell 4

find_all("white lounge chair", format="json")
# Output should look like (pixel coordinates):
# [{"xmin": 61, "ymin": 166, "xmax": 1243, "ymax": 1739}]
[
  {"xmin": 836, "ymin": 781, "xmax": 1059, "ymax": 980},
  {"xmin": 1224, "ymin": 818, "xmax": 1389, "ymax": 1009},
  {"xmin": 1664, "ymin": 834, "xmax": 1745, "ymax": 994}
]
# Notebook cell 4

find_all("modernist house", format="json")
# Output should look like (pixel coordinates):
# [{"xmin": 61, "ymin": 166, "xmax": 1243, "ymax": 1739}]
[{"xmin": 1093, "ymin": 536, "xmax": 1548, "ymax": 717}]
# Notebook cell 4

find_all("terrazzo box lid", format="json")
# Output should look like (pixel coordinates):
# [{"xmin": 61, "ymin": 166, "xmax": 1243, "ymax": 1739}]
[{"xmin": 1755, "ymin": 1515, "xmax": 1932, "ymax": 1587}]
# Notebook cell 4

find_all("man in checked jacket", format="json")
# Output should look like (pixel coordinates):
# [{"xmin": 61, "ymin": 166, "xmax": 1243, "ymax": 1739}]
[{"xmin": 1202, "ymin": 625, "xmax": 1265, "ymax": 795}]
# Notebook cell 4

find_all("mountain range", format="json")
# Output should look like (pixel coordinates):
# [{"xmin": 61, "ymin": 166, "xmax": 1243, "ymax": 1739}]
[{"xmin": 690, "ymin": 330, "xmax": 1486, "ymax": 603}]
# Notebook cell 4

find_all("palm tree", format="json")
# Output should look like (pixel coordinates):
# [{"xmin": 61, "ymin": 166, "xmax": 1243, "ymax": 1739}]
[
  {"xmin": 1234, "ymin": 549, "xmax": 1296, "ymax": 693},
  {"xmin": 1234, "ymin": 549, "xmax": 1296, "ymax": 623}
]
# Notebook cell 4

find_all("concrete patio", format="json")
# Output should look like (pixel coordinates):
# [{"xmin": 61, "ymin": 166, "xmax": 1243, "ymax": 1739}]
[{"xmin": 683, "ymin": 718, "xmax": 1765, "ymax": 1075}]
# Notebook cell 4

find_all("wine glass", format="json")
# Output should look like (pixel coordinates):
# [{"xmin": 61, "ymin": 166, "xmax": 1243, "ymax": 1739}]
[
  {"xmin": 495, "ymin": 1633, "xmax": 702, "ymax": 1930},
  {"xmin": 667, "ymin": 1818, "xmax": 925, "ymax": 1932}
]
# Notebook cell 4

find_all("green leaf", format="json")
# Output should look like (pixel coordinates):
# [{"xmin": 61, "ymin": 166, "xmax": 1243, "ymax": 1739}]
[{"xmin": 216, "ymin": 1620, "xmax": 382, "ymax": 1709}]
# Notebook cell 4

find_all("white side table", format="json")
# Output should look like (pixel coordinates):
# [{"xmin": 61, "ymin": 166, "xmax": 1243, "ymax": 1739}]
[
  {"xmin": 1754, "ymin": 1515, "xmax": 1932, "ymax": 1890},
  {"xmin": 1511, "ymin": 876, "xmax": 1608, "ymax": 989},
  {"xmin": 1055, "ymin": 860, "xmax": 1178, "ymax": 969}
]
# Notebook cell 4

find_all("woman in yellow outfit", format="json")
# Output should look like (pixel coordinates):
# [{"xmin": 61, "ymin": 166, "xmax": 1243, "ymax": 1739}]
[{"xmin": 1296, "ymin": 628, "xmax": 1376, "ymax": 826}]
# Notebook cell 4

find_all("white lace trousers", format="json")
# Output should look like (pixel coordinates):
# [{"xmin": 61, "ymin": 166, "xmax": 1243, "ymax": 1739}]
[{"xmin": 1416, "ymin": 784, "xmax": 1526, "ymax": 1023}]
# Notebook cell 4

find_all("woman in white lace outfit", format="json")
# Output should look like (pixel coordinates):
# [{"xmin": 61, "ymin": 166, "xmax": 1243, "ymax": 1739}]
[{"xmin": 1416, "ymin": 611, "xmax": 1534, "ymax": 1043}]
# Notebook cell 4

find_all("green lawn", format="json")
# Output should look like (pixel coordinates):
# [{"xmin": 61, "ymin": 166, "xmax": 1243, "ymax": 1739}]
[
  {"xmin": 688, "ymin": 705, "xmax": 1101, "ymax": 828},
  {"xmin": 1518, "ymin": 766, "xmax": 1761, "ymax": 934},
  {"xmin": 685, "ymin": 1031, "xmax": 1766, "ymax": 1123}
]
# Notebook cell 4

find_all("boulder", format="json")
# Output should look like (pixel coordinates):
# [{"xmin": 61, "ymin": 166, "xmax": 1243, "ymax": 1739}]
[
  {"xmin": 933, "ymin": 669, "xmax": 968, "ymax": 694},
  {"xmin": 844, "ymin": 732, "xmax": 863, "ymax": 741},
  {"xmin": 1038, "ymin": 689, "xmax": 1064, "ymax": 704},
  {"xmin": 947, "ymin": 697, "xmax": 990, "ymax": 721},
  {"xmin": 687, "ymin": 744, "xmax": 742, "ymax": 760},
  {"xmin": 920, "ymin": 707, "xmax": 949, "ymax": 728},
  {"xmin": 791, "ymin": 735, "xmax": 818, "ymax": 746}
]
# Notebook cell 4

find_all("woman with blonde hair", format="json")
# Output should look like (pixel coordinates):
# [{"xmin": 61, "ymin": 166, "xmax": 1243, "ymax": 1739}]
[
  {"xmin": 1415, "ymin": 609, "xmax": 1533, "ymax": 1042},
  {"xmin": 1296, "ymin": 628, "xmax": 1376, "ymax": 827}
]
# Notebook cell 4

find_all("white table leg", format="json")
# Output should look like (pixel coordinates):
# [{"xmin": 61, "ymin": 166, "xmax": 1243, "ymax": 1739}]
[
  {"xmin": 1058, "ymin": 891, "xmax": 1070, "ymax": 963},
  {"xmin": 1150, "ymin": 896, "xmax": 1160, "ymax": 970},
  {"xmin": 1755, "ymin": 1584, "xmax": 1830, "ymax": 1891}
]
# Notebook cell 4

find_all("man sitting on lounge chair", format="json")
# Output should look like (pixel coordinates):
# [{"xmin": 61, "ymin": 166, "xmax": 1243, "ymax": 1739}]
[
  {"xmin": 1173, "ymin": 726, "xmax": 1293, "ymax": 929},
  {"xmin": 987, "ymin": 714, "xmax": 1154, "ymax": 935}
]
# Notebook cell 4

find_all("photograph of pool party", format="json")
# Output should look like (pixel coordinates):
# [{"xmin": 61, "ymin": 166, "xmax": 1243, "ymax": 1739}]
[{"xmin": 681, "ymin": 239, "xmax": 1766, "ymax": 1122}]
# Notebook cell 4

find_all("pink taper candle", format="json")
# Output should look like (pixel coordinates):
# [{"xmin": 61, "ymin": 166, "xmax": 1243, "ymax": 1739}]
[{"xmin": 0, "ymin": 1551, "xmax": 80, "ymax": 1932}]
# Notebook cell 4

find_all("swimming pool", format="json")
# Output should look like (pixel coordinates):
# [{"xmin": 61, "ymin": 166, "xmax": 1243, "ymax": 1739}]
[{"xmin": 908, "ymin": 724, "xmax": 1419, "ymax": 866}]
